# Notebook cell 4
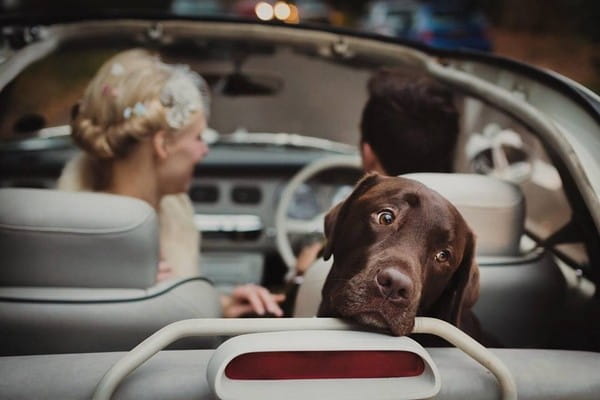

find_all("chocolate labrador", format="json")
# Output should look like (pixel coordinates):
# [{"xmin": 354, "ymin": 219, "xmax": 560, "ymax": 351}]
[{"xmin": 318, "ymin": 173, "xmax": 481, "ymax": 339}]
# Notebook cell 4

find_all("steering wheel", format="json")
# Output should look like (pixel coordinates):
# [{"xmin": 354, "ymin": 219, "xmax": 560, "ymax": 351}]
[{"xmin": 275, "ymin": 154, "xmax": 362, "ymax": 276}]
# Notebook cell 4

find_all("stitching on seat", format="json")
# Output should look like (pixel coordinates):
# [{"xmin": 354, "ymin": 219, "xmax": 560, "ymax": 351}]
[
  {"xmin": 0, "ymin": 209, "xmax": 155, "ymax": 235},
  {"xmin": 0, "ymin": 276, "xmax": 215, "ymax": 304}
]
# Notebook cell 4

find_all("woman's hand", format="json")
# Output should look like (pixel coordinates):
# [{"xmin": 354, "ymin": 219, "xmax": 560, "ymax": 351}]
[
  {"xmin": 156, "ymin": 260, "xmax": 174, "ymax": 282},
  {"xmin": 221, "ymin": 284, "xmax": 285, "ymax": 318}
]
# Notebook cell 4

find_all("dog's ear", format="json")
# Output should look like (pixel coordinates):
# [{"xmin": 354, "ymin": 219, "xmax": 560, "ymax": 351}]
[
  {"xmin": 322, "ymin": 172, "xmax": 382, "ymax": 261},
  {"xmin": 430, "ymin": 230, "xmax": 480, "ymax": 327},
  {"xmin": 322, "ymin": 201, "xmax": 343, "ymax": 261}
]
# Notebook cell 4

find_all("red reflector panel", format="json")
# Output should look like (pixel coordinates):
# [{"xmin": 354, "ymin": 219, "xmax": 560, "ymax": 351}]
[{"xmin": 225, "ymin": 351, "xmax": 425, "ymax": 380}]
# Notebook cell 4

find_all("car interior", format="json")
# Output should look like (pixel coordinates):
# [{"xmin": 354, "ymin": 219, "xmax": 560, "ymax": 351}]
[{"xmin": 0, "ymin": 18, "xmax": 599, "ymax": 399}]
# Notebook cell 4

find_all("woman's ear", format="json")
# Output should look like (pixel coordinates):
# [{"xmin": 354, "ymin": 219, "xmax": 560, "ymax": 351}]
[{"xmin": 152, "ymin": 131, "xmax": 169, "ymax": 160}]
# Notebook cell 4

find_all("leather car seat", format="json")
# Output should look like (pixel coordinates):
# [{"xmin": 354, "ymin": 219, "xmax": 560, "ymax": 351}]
[{"xmin": 0, "ymin": 188, "xmax": 222, "ymax": 356}]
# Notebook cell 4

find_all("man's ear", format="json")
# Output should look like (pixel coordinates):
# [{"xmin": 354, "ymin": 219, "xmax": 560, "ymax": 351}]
[
  {"xmin": 361, "ymin": 141, "xmax": 387, "ymax": 175},
  {"xmin": 152, "ymin": 131, "xmax": 169, "ymax": 160}
]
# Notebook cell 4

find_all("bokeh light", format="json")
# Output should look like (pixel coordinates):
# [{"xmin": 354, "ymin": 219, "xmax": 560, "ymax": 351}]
[
  {"xmin": 274, "ymin": 2, "xmax": 291, "ymax": 21},
  {"xmin": 255, "ymin": 2, "xmax": 274, "ymax": 21}
]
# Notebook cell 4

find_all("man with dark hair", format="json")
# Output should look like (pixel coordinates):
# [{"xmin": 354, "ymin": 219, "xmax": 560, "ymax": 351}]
[{"xmin": 359, "ymin": 69, "xmax": 459, "ymax": 176}]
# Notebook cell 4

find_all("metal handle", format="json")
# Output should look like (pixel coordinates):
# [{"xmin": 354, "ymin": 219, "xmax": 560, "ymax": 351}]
[{"xmin": 93, "ymin": 317, "xmax": 517, "ymax": 400}]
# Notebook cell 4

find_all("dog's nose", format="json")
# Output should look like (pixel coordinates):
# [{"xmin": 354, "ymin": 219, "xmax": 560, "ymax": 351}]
[{"xmin": 375, "ymin": 268, "xmax": 413, "ymax": 302}]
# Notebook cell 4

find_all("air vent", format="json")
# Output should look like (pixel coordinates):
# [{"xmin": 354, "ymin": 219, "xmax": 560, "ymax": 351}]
[
  {"xmin": 190, "ymin": 184, "xmax": 219, "ymax": 203},
  {"xmin": 232, "ymin": 186, "xmax": 261, "ymax": 204}
]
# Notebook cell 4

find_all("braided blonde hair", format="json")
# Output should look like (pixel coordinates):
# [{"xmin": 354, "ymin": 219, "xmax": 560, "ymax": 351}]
[{"xmin": 70, "ymin": 49, "xmax": 209, "ymax": 189}]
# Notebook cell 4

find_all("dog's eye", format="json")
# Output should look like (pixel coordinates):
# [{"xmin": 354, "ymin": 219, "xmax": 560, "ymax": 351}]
[
  {"xmin": 435, "ymin": 250, "xmax": 451, "ymax": 263},
  {"xmin": 377, "ymin": 210, "xmax": 395, "ymax": 225}
]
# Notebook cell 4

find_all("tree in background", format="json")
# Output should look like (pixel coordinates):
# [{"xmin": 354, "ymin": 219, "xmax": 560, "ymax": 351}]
[{"xmin": 481, "ymin": 0, "xmax": 600, "ymax": 41}]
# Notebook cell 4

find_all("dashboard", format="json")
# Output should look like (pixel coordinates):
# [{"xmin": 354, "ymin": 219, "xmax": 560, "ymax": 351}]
[{"xmin": 190, "ymin": 145, "xmax": 361, "ymax": 288}]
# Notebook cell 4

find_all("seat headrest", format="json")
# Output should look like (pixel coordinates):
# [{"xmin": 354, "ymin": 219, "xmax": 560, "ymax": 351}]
[
  {"xmin": 402, "ymin": 173, "xmax": 525, "ymax": 256},
  {"xmin": 0, "ymin": 188, "xmax": 159, "ymax": 288}
]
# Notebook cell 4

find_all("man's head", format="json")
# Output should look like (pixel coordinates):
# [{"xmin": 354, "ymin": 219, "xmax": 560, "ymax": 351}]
[{"xmin": 360, "ymin": 69, "xmax": 459, "ymax": 176}]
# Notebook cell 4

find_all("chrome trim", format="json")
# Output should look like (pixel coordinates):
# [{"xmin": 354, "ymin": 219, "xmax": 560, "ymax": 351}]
[
  {"xmin": 220, "ymin": 130, "xmax": 356, "ymax": 154},
  {"xmin": 194, "ymin": 214, "xmax": 262, "ymax": 233}
]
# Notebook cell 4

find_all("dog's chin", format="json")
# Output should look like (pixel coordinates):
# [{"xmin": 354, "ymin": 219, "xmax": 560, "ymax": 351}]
[
  {"xmin": 351, "ymin": 310, "xmax": 416, "ymax": 337},
  {"xmin": 387, "ymin": 318, "xmax": 415, "ymax": 337},
  {"xmin": 353, "ymin": 312, "xmax": 390, "ymax": 331}
]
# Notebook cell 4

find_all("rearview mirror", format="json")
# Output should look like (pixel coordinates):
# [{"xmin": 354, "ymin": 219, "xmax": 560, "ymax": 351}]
[{"xmin": 208, "ymin": 72, "xmax": 283, "ymax": 96}]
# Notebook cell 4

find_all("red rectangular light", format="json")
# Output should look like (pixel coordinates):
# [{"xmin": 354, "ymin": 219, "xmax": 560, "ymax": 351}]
[{"xmin": 225, "ymin": 350, "xmax": 425, "ymax": 380}]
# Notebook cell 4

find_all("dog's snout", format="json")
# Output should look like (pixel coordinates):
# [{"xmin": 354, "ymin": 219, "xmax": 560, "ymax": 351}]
[{"xmin": 375, "ymin": 268, "xmax": 413, "ymax": 302}]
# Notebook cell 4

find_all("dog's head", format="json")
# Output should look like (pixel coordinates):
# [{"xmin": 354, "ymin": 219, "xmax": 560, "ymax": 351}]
[{"xmin": 318, "ymin": 173, "xmax": 479, "ymax": 336}]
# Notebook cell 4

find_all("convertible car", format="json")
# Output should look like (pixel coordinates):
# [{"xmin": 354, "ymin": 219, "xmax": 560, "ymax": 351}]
[{"xmin": 0, "ymin": 11, "xmax": 599, "ymax": 400}]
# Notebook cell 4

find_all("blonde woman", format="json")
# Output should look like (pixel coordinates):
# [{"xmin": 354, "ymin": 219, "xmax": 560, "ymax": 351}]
[{"xmin": 58, "ymin": 49, "xmax": 283, "ymax": 318}]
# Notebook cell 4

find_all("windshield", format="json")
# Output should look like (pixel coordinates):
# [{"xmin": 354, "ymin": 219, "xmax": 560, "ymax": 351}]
[{"xmin": 0, "ymin": 38, "xmax": 375, "ymax": 146}]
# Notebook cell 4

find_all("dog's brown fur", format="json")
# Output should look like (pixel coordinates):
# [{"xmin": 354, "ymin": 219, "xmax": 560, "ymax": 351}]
[{"xmin": 318, "ymin": 173, "xmax": 480, "ymax": 338}]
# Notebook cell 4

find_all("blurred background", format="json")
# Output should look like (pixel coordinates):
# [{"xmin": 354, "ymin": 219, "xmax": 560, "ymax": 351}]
[{"xmin": 1, "ymin": 0, "xmax": 599, "ymax": 93}]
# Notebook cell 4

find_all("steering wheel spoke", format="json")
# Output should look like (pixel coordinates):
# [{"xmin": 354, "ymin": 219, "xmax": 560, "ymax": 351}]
[{"xmin": 286, "ymin": 213, "xmax": 326, "ymax": 235}]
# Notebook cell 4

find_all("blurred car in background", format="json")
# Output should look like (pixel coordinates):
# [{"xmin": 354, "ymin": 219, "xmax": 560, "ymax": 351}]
[
  {"xmin": 362, "ymin": 0, "xmax": 492, "ymax": 52},
  {"xmin": 410, "ymin": 0, "xmax": 492, "ymax": 51},
  {"xmin": 361, "ymin": 0, "xmax": 419, "ymax": 37}
]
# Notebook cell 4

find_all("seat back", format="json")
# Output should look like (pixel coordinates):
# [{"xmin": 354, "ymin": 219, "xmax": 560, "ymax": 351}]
[
  {"xmin": 295, "ymin": 174, "xmax": 565, "ymax": 348},
  {"xmin": 0, "ymin": 188, "xmax": 158, "ymax": 288},
  {"xmin": 404, "ymin": 173, "xmax": 525, "ymax": 257},
  {"xmin": 0, "ymin": 188, "xmax": 221, "ymax": 355}
]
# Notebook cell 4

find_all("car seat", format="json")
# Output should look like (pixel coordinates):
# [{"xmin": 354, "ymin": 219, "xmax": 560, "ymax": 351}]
[{"xmin": 0, "ymin": 188, "xmax": 222, "ymax": 356}]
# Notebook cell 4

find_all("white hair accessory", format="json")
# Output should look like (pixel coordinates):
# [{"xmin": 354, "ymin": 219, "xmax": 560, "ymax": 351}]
[
  {"xmin": 159, "ymin": 65, "xmax": 211, "ymax": 130},
  {"xmin": 111, "ymin": 63, "xmax": 125, "ymax": 76},
  {"xmin": 123, "ymin": 102, "xmax": 147, "ymax": 119}
]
